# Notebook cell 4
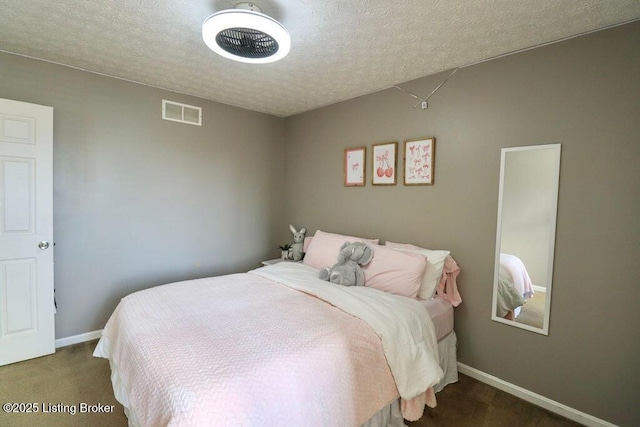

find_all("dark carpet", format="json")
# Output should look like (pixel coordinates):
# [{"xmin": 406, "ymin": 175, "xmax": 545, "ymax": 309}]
[{"xmin": 1, "ymin": 340, "xmax": 582, "ymax": 426}]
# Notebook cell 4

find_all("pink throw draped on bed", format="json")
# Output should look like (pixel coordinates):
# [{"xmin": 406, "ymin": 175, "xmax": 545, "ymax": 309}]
[{"xmin": 436, "ymin": 256, "xmax": 462, "ymax": 307}]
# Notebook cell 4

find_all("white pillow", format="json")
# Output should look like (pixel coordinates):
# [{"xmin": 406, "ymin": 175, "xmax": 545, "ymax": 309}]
[{"xmin": 385, "ymin": 241, "xmax": 450, "ymax": 300}]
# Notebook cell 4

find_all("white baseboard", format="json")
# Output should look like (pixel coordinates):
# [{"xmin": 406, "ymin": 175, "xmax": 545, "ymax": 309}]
[
  {"xmin": 55, "ymin": 329, "xmax": 103, "ymax": 349},
  {"xmin": 457, "ymin": 363, "xmax": 617, "ymax": 427},
  {"xmin": 532, "ymin": 284, "xmax": 547, "ymax": 293}
]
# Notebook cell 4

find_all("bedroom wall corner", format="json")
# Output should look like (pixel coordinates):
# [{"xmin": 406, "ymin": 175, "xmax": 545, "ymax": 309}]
[
  {"xmin": 0, "ymin": 51, "xmax": 287, "ymax": 340},
  {"xmin": 281, "ymin": 21, "xmax": 640, "ymax": 427}
]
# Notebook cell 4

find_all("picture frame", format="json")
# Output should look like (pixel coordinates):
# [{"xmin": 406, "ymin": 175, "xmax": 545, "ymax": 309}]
[
  {"xmin": 344, "ymin": 146, "xmax": 366, "ymax": 186},
  {"xmin": 403, "ymin": 137, "xmax": 435, "ymax": 185},
  {"xmin": 372, "ymin": 141, "xmax": 398, "ymax": 185}
]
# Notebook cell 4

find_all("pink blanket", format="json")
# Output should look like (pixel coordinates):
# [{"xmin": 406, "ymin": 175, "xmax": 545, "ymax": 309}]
[
  {"xmin": 500, "ymin": 253, "xmax": 534, "ymax": 300},
  {"xmin": 95, "ymin": 271, "xmax": 431, "ymax": 425},
  {"xmin": 496, "ymin": 253, "xmax": 534, "ymax": 316},
  {"xmin": 437, "ymin": 256, "xmax": 462, "ymax": 307}
]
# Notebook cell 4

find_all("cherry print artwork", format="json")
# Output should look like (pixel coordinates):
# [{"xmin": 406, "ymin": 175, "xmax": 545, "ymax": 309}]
[{"xmin": 372, "ymin": 142, "xmax": 397, "ymax": 185}]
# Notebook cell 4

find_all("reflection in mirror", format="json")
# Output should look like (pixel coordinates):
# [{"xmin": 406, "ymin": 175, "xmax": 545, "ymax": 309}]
[{"xmin": 492, "ymin": 144, "xmax": 561, "ymax": 335}]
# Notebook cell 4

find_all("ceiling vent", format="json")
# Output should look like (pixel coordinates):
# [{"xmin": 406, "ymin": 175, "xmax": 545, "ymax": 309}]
[
  {"xmin": 202, "ymin": 3, "xmax": 290, "ymax": 64},
  {"xmin": 162, "ymin": 100, "xmax": 202, "ymax": 126}
]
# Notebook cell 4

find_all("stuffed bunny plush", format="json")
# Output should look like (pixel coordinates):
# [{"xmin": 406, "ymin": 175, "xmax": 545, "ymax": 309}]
[
  {"xmin": 288, "ymin": 224, "xmax": 307, "ymax": 261},
  {"xmin": 318, "ymin": 241, "xmax": 374, "ymax": 287}
]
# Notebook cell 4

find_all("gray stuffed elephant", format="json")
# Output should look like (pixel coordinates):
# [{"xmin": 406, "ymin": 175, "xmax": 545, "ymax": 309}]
[{"xmin": 318, "ymin": 241, "xmax": 374, "ymax": 287}]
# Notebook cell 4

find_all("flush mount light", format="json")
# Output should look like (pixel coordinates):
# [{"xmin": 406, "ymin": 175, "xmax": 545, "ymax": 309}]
[{"xmin": 202, "ymin": 2, "xmax": 291, "ymax": 64}]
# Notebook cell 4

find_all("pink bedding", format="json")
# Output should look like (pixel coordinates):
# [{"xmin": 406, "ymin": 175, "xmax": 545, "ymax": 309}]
[
  {"xmin": 418, "ymin": 296, "xmax": 454, "ymax": 341},
  {"xmin": 94, "ymin": 268, "xmax": 438, "ymax": 426},
  {"xmin": 436, "ymin": 255, "xmax": 462, "ymax": 307},
  {"xmin": 496, "ymin": 253, "xmax": 534, "ymax": 316}
]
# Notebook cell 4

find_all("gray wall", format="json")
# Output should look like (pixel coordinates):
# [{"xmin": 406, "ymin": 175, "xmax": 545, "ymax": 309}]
[
  {"xmin": 282, "ymin": 22, "xmax": 640, "ymax": 426},
  {"xmin": 0, "ymin": 52, "xmax": 286, "ymax": 338}
]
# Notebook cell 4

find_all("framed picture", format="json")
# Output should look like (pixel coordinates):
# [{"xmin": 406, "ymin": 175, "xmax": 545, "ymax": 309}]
[
  {"xmin": 344, "ymin": 146, "xmax": 366, "ymax": 186},
  {"xmin": 404, "ymin": 137, "xmax": 436, "ymax": 185},
  {"xmin": 372, "ymin": 141, "xmax": 398, "ymax": 185}
]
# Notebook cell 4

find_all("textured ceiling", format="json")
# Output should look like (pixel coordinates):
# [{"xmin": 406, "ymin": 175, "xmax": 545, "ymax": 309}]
[{"xmin": 1, "ymin": 1, "xmax": 638, "ymax": 117}]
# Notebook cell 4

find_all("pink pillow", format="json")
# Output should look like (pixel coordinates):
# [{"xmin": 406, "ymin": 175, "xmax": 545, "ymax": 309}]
[
  {"xmin": 303, "ymin": 236, "xmax": 313, "ymax": 252},
  {"xmin": 385, "ymin": 241, "xmax": 451, "ymax": 300},
  {"xmin": 303, "ymin": 230, "xmax": 379, "ymax": 270},
  {"xmin": 362, "ymin": 244, "xmax": 427, "ymax": 298}
]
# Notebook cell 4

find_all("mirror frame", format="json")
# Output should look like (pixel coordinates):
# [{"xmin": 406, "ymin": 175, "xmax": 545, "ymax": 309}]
[{"xmin": 491, "ymin": 143, "xmax": 561, "ymax": 335}]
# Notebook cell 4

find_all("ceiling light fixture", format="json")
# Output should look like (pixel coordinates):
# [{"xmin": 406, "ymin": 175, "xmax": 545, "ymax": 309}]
[{"xmin": 202, "ymin": 2, "xmax": 290, "ymax": 64}]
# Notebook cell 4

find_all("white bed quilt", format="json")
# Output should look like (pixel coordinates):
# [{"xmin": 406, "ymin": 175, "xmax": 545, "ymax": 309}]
[{"xmin": 94, "ymin": 262, "xmax": 443, "ymax": 426}]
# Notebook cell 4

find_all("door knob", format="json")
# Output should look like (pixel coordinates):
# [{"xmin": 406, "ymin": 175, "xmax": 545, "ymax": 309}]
[{"xmin": 38, "ymin": 241, "xmax": 50, "ymax": 250}]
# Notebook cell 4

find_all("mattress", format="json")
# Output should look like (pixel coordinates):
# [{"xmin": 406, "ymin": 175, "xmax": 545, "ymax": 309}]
[{"xmin": 419, "ymin": 296, "xmax": 454, "ymax": 342}]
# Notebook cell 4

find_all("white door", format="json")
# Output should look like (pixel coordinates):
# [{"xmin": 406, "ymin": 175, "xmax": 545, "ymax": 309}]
[{"xmin": 0, "ymin": 98, "xmax": 54, "ymax": 366}]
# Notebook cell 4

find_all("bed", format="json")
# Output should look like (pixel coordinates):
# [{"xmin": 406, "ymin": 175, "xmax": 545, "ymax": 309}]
[
  {"xmin": 495, "ymin": 253, "xmax": 534, "ymax": 319},
  {"xmin": 94, "ymin": 231, "xmax": 461, "ymax": 426}
]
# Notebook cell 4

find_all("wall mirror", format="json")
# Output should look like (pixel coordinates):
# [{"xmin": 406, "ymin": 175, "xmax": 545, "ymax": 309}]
[{"xmin": 492, "ymin": 144, "xmax": 561, "ymax": 335}]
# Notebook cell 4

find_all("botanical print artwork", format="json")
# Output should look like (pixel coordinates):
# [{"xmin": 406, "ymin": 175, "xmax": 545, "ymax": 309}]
[
  {"xmin": 344, "ymin": 147, "xmax": 366, "ymax": 186},
  {"xmin": 404, "ymin": 138, "xmax": 435, "ymax": 185},
  {"xmin": 372, "ymin": 142, "xmax": 397, "ymax": 185}
]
